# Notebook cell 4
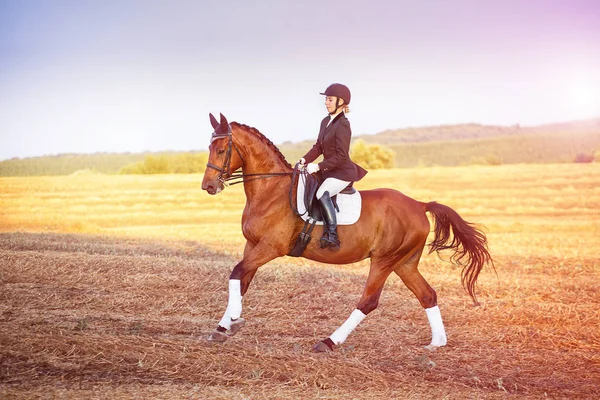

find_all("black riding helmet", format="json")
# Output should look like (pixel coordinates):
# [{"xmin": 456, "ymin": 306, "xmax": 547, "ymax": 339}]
[
  {"xmin": 320, "ymin": 83, "xmax": 351, "ymax": 104},
  {"xmin": 320, "ymin": 83, "xmax": 351, "ymax": 115}
]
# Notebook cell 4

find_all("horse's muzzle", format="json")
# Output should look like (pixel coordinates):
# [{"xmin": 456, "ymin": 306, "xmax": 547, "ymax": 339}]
[
  {"xmin": 202, "ymin": 180, "xmax": 223, "ymax": 195},
  {"xmin": 202, "ymin": 181, "xmax": 217, "ymax": 195}
]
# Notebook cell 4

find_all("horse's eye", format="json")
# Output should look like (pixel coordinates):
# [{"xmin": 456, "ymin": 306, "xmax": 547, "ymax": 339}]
[{"xmin": 217, "ymin": 150, "xmax": 225, "ymax": 155}]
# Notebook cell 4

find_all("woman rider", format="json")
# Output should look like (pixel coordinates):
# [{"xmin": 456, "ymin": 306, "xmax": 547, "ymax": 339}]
[{"xmin": 299, "ymin": 83, "xmax": 368, "ymax": 252}]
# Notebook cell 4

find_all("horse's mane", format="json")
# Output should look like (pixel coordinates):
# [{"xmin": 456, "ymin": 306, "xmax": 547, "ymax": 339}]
[{"xmin": 231, "ymin": 122, "xmax": 293, "ymax": 169}]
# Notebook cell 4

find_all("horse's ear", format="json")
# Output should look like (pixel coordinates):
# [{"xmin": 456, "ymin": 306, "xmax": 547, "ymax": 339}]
[
  {"xmin": 209, "ymin": 113, "xmax": 219, "ymax": 130},
  {"xmin": 219, "ymin": 113, "xmax": 229, "ymax": 129}
]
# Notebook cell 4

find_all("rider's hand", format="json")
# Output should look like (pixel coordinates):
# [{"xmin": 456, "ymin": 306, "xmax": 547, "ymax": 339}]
[
  {"xmin": 306, "ymin": 163, "xmax": 320, "ymax": 174},
  {"xmin": 298, "ymin": 158, "xmax": 306, "ymax": 166}
]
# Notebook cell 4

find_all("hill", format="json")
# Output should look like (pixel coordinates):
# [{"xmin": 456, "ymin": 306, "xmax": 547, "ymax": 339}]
[
  {"xmin": 386, "ymin": 127, "xmax": 600, "ymax": 167},
  {"xmin": 280, "ymin": 118, "xmax": 600, "ymax": 167},
  {"xmin": 357, "ymin": 117, "xmax": 600, "ymax": 144},
  {"xmin": 1, "ymin": 118, "xmax": 599, "ymax": 176}
]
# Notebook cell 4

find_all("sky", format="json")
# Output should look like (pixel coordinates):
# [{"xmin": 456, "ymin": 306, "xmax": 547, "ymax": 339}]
[{"xmin": 1, "ymin": 0, "xmax": 599, "ymax": 160}]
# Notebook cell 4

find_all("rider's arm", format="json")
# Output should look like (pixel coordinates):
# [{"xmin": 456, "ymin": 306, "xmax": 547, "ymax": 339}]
[
  {"xmin": 302, "ymin": 142, "xmax": 322, "ymax": 164},
  {"xmin": 302, "ymin": 117, "xmax": 328, "ymax": 163}
]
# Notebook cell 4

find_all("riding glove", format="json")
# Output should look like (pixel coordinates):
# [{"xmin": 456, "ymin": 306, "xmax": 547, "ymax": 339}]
[{"xmin": 306, "ymin": 163, "xmax": 320, "ymax": 174}]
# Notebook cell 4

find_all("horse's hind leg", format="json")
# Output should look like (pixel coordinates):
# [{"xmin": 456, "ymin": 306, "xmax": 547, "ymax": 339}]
[
  {"xmin": 313, "ymin": 256, "xmax": 396, "ymax": 352},
  {"xmin": 394, "ymin": 248, "xmax": 447, "ymax": 350}
]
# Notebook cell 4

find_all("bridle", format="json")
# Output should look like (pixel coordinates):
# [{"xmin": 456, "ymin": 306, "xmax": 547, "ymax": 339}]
[
  {"xmin": 206, "ymin": 124, "xmax": 239, "ymax": 185},
  {"xmin": 206, "ymin": 124, "xmax": 293, "ymax": 187},
  {"xmin": 205, "ymin": 124, "xmax": 307, "ymax": 222}
]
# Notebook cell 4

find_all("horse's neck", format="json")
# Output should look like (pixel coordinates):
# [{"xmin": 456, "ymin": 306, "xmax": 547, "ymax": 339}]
[
  {"xmin": 236, "ymin": 132, "xmax": 291, "ymax": 203},
  {"xmin": 243, "ymin": 172, "xmax": 291, "ymax": 210}
]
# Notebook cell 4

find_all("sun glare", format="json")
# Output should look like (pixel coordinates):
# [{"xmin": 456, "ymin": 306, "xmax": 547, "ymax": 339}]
[{"xmin": 565, "ymin": 75, "xmax": 600, "ymax": 119}]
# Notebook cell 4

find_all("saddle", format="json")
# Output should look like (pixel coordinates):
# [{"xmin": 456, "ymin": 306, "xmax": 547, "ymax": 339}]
[
  {"xmin": 302, "ymin": 172, "xmax": 356, "ymax": 222},
  {"xmin": 289, "ymin": 169, "xmax": 361, "ymax": 257}
]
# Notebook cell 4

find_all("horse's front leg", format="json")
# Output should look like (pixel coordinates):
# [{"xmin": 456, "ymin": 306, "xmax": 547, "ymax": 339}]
[{"xmin": 207, "ymin": 241, "xmax": 280, "ymax": 342}]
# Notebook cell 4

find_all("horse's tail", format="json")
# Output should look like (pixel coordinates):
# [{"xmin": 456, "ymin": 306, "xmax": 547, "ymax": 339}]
[{"xmin": 423, "ymin": 201, "xmax": 494, "ymax": 305}]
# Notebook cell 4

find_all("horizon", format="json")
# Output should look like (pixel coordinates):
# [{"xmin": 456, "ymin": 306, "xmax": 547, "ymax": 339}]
[
  {"xmin": 2, "ymin": 115, "xmax": 598, "ymax": 161},
  {"xmin": 1, "ymin": 0, "xmax": 599, "ymax": 161}
]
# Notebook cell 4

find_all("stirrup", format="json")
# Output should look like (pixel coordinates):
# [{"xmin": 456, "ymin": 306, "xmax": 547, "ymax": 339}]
[
  {"xmin": 320, "ymin": 232, "xmax": 340, "ymax": 251},
  {"xmin": 320, "ymin": 233, "xmax": 330, "ymax": 249}
]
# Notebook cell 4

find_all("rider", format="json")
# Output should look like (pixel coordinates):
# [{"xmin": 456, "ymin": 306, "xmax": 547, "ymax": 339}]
[{"xmin": 299, "ymin": 83, "xmax": 368, "ymax": 252}]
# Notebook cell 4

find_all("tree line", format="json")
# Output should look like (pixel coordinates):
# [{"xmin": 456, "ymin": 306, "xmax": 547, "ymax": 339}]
[{"xmin": 2, "ymin": 129, "xmax": 598, "ymax": 176}]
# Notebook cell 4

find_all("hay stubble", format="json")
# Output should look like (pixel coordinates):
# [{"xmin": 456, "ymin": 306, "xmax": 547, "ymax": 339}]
[{"xmin": 1, "ymin": 164, "xmax": 599, "ymax": 398}]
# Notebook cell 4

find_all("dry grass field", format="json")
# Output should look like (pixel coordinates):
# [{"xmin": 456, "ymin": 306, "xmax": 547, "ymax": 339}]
[{"xmin": 1, "ymin": 163, "xmax": 599, "ymax": 399}]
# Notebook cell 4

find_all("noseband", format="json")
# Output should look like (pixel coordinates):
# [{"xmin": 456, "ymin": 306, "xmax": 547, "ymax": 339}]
[{"xmin": 205, "ymin": 124, "xmax": 292, "ymax": 186}]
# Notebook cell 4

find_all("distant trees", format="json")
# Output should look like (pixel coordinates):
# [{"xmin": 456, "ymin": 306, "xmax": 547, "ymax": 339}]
[
  {"xmin": 171, "ymin": 153, "xmax": 209, "ymax": 173},
  {"xmin": 0, "ymin": 153, "xmax": 149, "ymax": 176},
  {"xmin": 350, "ymin": 139, "xmax": 396, "ymax": 169},
  {"xmin": 118, "ymin": 155, "xmax": 168, "ymax": 174},
  {"xmin": 3, "ymin": 123, "xmax": 600, "ymax": 177},
  {"xmin": 574, "ymin": 152, "xmax": 594, "ymax": 163},
  {"xmin": 580, "ymin": 149, "xmax": 600, "ymax": 163},
  {"xmin": 118, "ymin": 153, "xmax": 208, "ymax": 174},
  {"xmin": 469, "ymin": 154, "xmax": 503, "ymax": 165},
  {"xmin": 0, "ymin": 151, "xmax": 210, "ymax": 177}
]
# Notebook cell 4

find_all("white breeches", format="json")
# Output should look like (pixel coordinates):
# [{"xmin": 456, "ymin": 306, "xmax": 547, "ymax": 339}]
[{"xmin": 316, "ymin": 177, "xmax": 352, "ymax": 199}]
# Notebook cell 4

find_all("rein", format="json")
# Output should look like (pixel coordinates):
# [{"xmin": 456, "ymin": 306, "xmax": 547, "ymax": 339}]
[
  {"xmin": 289, "ymin": 163, "xmax": 308, "ymax": 217},
  {"xmin": 206, "ymin": 125, "xmax": 293, "ymax": 187}
]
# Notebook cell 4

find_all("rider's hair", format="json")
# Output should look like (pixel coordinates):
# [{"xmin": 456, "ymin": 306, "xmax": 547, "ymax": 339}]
[{"xmin": 343, "ymin": 105, "xmax": 350, "ymax": 114}]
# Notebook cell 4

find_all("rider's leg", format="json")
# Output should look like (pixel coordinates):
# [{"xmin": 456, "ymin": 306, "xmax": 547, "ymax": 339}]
[
  {"xmin": 316, "ymin": 178, "xmax": 351, "ymax": 251},
  {"xmin": 316, "ymin": 177, "xmax": 352, "ymax": 200},
  {"xmin": 318, "ymin": 191, "xmax": 340, "ymax": 250}
]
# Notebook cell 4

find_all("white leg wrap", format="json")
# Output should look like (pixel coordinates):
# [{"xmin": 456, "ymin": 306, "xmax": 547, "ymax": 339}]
[
  {"xmin": 218, "ymin": 304, "xmax": 232, "ymax": 330},
  {"xmin": 425, "ymin": 305, "xmax": 447, "ymax": 347},
  {"xmin": 218, "ymin": 279, "xmax": 242, "ymax": 330},
  {"xmin": 228, "ymin": 279, "xmax": 242, "ymax": 319},
  {"xmin": 329, "ymin": 309, "xmax": 366, "ymax": 345}
]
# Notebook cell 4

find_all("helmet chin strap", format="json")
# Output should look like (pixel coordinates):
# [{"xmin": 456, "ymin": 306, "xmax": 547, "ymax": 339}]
[{"xmin": 329, "ymin": 97, "xmax": 345, "ymax": 115}]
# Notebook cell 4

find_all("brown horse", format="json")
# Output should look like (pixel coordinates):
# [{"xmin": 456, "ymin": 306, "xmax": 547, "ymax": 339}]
[{"xmin": 201, "ymin": 113, "xmax": 493, "ymax": 352}]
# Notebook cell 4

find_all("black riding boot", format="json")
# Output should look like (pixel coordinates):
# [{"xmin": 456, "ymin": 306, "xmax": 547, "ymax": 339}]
[{"xmin": 319, "ymin": 191, "xmax": 340, "ymax": 252}]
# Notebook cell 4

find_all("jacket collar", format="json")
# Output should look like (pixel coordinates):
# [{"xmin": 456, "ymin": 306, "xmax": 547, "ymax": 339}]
[
  {"xmin": 328, "ymin": 111, "xmax": 345, "ymax": 126},
  {"xmin": 320, "ymin": 112, "xmax": 345, "ymax": 137}
]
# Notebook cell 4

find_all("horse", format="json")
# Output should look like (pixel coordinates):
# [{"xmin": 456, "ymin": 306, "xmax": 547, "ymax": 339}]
[{"xmin": 201, "ymin": 113, "xmax": 493, "ymax": 352}]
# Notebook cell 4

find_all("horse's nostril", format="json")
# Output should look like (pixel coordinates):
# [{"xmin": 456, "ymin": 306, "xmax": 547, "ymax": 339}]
[{"xmin": 203, "ymin": 183, "xmax": 217, "ymax": 195}]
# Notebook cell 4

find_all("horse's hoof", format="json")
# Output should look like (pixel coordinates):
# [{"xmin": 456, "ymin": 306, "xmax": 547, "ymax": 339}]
[
  {"xmin": 207, "ymin": 330, "xmax": 228, "ymax": 343},
  {"xmin": 424, "ymin": 336, "xmax": 447, "ymax": 351},
  {"xmin": 424, "ymin": 342, "xmax": 446, "ymax": 351},
  {"xmin": 228, "ymin": 318, "xmax": 246, "ymax": 336},
  {"xmin": 312, "ymin": 339, "xmax": 334, "ymax": 353}
]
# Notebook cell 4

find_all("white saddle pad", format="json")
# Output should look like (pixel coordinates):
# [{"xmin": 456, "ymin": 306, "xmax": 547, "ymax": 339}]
[{"xmin": 296, "ymin": 175, "xmax": 362, "ymax": 226}]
